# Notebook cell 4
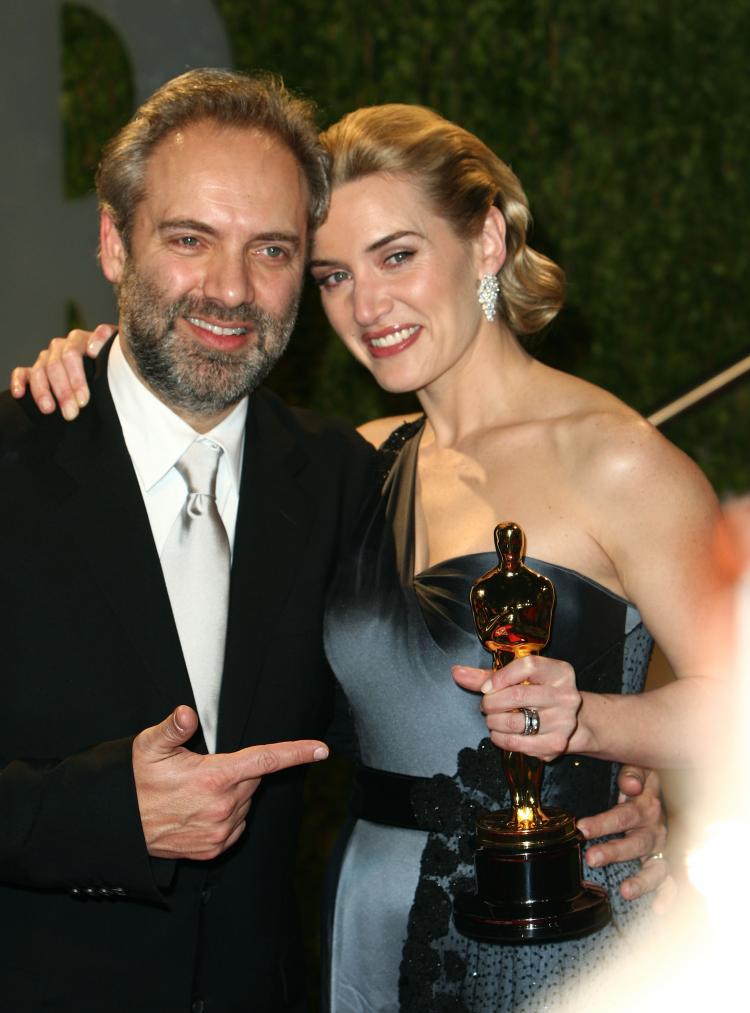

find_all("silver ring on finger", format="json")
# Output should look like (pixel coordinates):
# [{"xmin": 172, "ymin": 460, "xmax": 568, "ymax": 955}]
[
  {"xmin": 521, "ymin": 707, "xmax": 540, "ymax": 736},
  {"xmin": 645, "ymin": 851, "xmax": 666, "ymax": 863}
]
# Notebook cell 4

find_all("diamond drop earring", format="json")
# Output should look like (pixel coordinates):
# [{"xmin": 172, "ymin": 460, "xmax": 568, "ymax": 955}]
[{"xmin": 477, "ymin": 273, "xmax": 500, "ymax": 323}]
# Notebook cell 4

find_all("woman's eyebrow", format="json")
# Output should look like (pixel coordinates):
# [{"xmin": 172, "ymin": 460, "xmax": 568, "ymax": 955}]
[{"xmin": 309, "ymin": 230, "xmax": 424, "ymax": 268}]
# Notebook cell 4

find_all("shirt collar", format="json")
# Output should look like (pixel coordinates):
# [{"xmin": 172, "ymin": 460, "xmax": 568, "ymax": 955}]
[{"xmin": 107, "ymin": 335, "xmax": 248, "ymax": 493}]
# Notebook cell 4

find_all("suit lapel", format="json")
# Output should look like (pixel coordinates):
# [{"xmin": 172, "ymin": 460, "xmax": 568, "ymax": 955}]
[
  {"xmin": 52, "ymin": 349, "xmax": 195, "ymax": 716},
  {"xmin": 50, "ymin": 365, "xmax": 313, "ymax": 749},
  {"xmin": 217, "ymin": 392, "xmax": 313, "ymax": 752}
]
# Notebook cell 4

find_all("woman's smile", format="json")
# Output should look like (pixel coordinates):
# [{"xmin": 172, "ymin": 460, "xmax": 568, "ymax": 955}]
[{"xmin": 362, "ymin": 323, "xmax": 422, "ymax": 357}]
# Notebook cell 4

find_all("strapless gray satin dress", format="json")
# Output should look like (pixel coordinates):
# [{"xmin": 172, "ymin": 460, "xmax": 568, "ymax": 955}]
[{"xmin": 323, "ymin": 421, "xmax": 654, "ymax": 1012}]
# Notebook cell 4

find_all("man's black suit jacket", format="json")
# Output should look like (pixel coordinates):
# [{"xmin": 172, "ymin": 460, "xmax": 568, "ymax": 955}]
[{"xmin": 0, "ymin": 347, "xmax": 374, "ymax": 1012}]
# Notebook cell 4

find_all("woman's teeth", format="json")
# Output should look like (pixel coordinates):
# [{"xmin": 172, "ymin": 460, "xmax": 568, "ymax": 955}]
[{"xmin": 369, "ymin": 325, "xmax": 419, "ymax": 348}]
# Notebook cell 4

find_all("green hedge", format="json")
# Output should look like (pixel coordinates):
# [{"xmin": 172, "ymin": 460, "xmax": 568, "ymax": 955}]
[
  {"xmin": 63, "ymin": 0, "xmax": 750, "ymax": 492},
  {"xmin": 218, "ymin": 0, "xmax": 750, "ymax": 493}
]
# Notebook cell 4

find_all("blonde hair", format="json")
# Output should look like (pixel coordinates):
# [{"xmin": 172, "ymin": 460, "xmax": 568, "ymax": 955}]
[
  {"xmin": 97, "ymin": 68, "xmax": 328, "ymax": 248},
  {"xmin": 320, "ymin": 104, "xmax": 564, "ymax": 335}
]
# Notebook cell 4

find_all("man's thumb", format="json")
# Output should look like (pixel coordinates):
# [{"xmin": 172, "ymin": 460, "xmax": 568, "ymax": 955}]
[{"xmin": 135, "ymin": 705, "xmax": 198, "ymax": 758}]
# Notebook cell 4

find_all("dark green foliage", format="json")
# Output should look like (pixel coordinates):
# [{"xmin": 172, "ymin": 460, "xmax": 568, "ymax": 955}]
[
  {"xmin": 60, "ymin": 0, "xmax": 750, "ymax": 483},
  {"xmin": 61, "ymin": 4, "xmax": 134, "ymax": 199},
  {"xmin": 216, "ymin": 0, "xmax": 750, "ymax": 491}
]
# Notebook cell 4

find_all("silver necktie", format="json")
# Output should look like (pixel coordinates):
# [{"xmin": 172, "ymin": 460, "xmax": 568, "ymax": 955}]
[{"xmin": 161, "ymin": 439, "xmax": 230, "ymax": 753}]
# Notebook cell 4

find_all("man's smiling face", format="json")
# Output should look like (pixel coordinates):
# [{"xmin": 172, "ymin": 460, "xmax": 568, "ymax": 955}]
[{"xmin": 99, "ymin": 119, "xmax": 310, "ymax": 430}]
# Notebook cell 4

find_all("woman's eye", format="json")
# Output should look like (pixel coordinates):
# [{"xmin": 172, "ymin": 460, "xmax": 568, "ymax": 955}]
[
  {"xmin": 315, "ymin": 270, "xmax": 350, "ymax": 289},
  {"xmin": 385, "ymin": 249, "xmax": 413, "ymax": 266}
]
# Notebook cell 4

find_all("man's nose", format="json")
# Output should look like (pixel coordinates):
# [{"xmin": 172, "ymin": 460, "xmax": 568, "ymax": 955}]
[{"xmin": 202, "ymin": 249, "xmax": 255, "ymax": 309}]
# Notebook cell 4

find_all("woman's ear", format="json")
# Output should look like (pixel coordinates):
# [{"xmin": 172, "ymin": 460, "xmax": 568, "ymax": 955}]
[
  {"xmin": 476, "ymin": 205, "xmax": 507, "ymax": 276},
  {"xmin": 99, "ymin": 210, "xmax": 127, "ymax": 284}
]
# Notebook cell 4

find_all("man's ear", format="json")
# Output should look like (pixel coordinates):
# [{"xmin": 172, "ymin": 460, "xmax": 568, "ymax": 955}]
[
  {"xmin": 99, "ymin": 210, "xmax": 126, "ymax": 283},
  {"xmin": 475, "ymin": 205, "xmax": 507, "ymax": 276}
]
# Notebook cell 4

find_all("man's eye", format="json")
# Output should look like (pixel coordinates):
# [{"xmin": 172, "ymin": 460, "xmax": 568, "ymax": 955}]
[
  {"xmin": 263, "ymin": 246, "xmax": 286, "ymax": 259},
  {"xmin": 176, "ymin": 236, "xmax": 200, "ymax": 248}
]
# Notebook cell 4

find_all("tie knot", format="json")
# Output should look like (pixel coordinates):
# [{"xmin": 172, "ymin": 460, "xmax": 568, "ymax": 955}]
[{"xmin": 175, "ymin": 440, "xmax": 223, "ymax": 498}]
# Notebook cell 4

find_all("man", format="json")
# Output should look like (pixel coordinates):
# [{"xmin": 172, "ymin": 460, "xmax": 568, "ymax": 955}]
[
  {"xmin": 5, "ymin": 69, "xmax": 669, "ymax": 1013},
  {"xmin": 0, "ymin": 69, "xmax": 374, "ymax": 1012}
]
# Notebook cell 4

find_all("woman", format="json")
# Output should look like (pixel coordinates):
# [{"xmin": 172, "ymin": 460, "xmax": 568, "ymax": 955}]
[
  {"xmin": 311, "ymin": 105, "xmax": 720, "ymax": 1012},
  {"xmin": 13, "ymin": 104, "xmax": 719, "ymax": 1011}
]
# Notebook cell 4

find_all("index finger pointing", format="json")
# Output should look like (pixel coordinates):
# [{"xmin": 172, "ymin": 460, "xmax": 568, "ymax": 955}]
[{"xmin": 231, "ymin": 739, "xmax": 329, "ymax": 782}]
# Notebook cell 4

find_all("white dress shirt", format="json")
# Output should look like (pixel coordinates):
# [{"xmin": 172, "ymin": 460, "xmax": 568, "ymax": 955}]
[{"xmin": 107, "ymin": 336, "xmax": 247, "ymax": 558}]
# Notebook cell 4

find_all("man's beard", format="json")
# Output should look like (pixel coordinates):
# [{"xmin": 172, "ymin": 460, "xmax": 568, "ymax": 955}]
[{"xmin": 117, "ymin": 258, "xmax": 300, "ymax": 417}]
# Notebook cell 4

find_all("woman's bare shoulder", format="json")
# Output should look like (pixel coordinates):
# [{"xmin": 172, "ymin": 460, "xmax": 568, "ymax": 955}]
[
  {"xmin": 356, "ymin": 412, "xmax": 423, "ymax": 448},
  {"xmin": 535, "ymin": 366, "xmax": 717, "ymax": 512},
  {"xmin": 556, "ymin": 386, "xmax": 718, "ymax": 527}
]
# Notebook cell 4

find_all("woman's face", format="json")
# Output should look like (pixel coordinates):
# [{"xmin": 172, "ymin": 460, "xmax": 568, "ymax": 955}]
[{"xmin": 309, "ymin": 173, "xmax": 489, "ymax": 395}]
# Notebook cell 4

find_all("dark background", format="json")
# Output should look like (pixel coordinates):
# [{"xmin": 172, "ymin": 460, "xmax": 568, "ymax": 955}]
[
  {"xmin": 60, "ymin": 0, "xmax": 748, "ymax": 999},
  {"xmin": 63, "ymin": 0, "xmax": 750, "ymax": 495}
]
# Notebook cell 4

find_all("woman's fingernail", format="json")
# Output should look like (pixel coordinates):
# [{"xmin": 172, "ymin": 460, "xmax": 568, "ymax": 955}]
[
  {"xmin": 76, "ymin": 389, "xmax": 89, "ymax": 407},
  {"xmin": 62, "ymin": 401, "xmax": 78, "ymax": 421},
  {"xmin": 480, "ymin": 679, "xmax": 493, "ymax": 693},
  {"xmin": 586, "ymin": 848, "xmax": 601, "ymax": 867}
]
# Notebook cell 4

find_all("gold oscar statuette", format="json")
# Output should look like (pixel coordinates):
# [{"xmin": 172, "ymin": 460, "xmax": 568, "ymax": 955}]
[{"xmin": 453, "ymin": 522, "xmax": 611, "ymax": 942}]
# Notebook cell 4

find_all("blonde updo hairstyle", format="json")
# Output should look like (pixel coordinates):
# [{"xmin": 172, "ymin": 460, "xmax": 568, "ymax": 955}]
[{"xmin": 319, "ymin": 104, "xmax": 564, "ymax": 335}]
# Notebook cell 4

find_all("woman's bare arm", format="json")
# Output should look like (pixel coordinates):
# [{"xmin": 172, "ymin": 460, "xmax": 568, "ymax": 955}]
[{"xmin": 9, "ymin": 324, "xmax": 115, "ymax": 419}]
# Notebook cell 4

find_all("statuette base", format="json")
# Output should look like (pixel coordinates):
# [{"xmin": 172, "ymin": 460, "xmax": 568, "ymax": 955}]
[{"xmin": 453, "ymin": 806, "xmax": 611, "ymax": 943}]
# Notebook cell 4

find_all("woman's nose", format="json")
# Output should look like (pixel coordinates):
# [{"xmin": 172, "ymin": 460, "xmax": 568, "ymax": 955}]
[{"xmin": 352, "ymin": 277, "xmax": 392, "ymax": 327}]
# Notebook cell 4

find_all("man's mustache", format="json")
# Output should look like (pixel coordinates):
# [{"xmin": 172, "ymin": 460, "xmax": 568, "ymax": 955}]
[{"xmin": 170, "ymin": 296, "xmax": 272, "ymax": 328}]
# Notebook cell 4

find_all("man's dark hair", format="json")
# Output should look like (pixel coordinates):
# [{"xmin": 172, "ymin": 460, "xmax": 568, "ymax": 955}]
[{"xmin": 96, "ymin": 68, "xmax": 329, "ymax": 248}]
